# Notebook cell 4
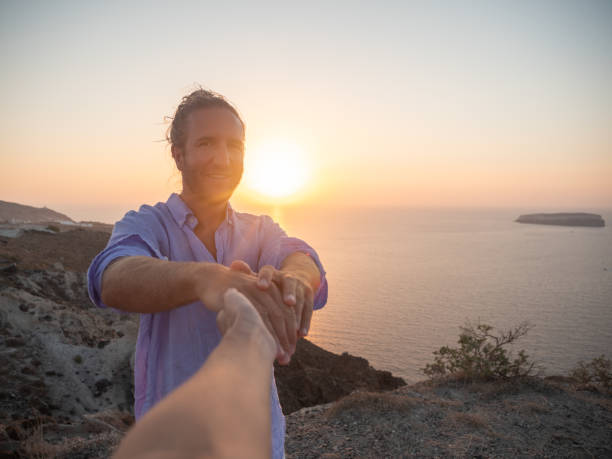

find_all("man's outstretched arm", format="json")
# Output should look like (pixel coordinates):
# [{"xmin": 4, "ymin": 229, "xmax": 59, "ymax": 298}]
[
  {"xmin": 101, "ymin": 256, "xmax": 220, "ymax": 313},
  {"xmin": 113, "ymin": 288, "xmax": 276, "ymax": 459},
  {"xmin": 101, "ymin": 256, "xmax": 298, "ymax": 362}
]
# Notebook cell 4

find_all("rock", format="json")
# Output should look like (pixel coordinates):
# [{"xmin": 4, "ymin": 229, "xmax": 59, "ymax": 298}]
[
  {"xmin": 93, "ymin": 379, "xmax": 113, "ymax": 397},
  {"xmin": 5, "ymin": 338, "xmax": 25, "ymax": 347},
  {"xmin": 0, "ymin": 439, "xmax": 20, "ymax": 456},
  {"xmin": 274, "ymin": 338, "xmax": 406, "ymax": 414},
  {"xmin": 515, "ymin": 213, "xmax": 605, "ymax": 227},
  {"xmin": 0, "ymin": 263, "xmax": 17, "ymax": 275}
]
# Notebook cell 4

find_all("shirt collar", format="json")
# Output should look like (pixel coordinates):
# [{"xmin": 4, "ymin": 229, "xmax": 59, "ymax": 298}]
[{"xmin": 166, "ymin": 193, "xmax": 234, "ymax": 228}]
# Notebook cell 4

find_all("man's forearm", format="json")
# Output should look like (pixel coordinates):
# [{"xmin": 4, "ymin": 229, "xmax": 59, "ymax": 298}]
[
  {"xmin": 101, "ymin": 256, "xmax": 222, "ymax": 313},
  {"xmin": 280, "ymin": 252, "xmax": 321, "ymax": 291},
  {"xmin": 103, "ymin": 256, "xmax": 299, "ymax": 359}
]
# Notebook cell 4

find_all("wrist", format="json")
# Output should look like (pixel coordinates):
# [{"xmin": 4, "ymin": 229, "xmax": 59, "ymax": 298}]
[
  {"xmin": 191, "ymin": 262, "xmax": 229, "ymax": 311},
  {"xmin": 282, "ymin": 267, "xmax": 319, "ymax": 291},
  {"xmin": 223, "ymin": 327, "xmax": 276, "ymax": 363},
  {"xmin": 280, "ymin": 252, "xmax": 321, "ymax": 291}
]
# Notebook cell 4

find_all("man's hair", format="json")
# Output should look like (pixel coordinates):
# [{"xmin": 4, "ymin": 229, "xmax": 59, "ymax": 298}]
[{"xmin": 167, "ymin": 88, "xmax": 245, "ymax": 149}]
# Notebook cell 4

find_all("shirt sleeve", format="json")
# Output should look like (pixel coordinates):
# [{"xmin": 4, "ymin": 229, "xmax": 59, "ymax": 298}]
[
  {"xmin": 257, "ymin": 215, "xmax": 328, "ymax": 310},
  {"xmin": 87, "ymin": 207, "xmax": 168, "ymax": 309}
]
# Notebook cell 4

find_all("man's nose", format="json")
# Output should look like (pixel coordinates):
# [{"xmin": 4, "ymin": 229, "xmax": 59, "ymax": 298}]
[{"xmin": 211, "ymin": 144, "xmax": 231, "ymax": 167}]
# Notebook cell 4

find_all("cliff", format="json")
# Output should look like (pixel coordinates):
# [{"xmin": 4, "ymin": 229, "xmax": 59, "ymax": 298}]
[
  {"xmin": 516, "ymin": 212, "xmax": 605, "ymax": 227},
  {"xmin": 0, "ymin": 200, "xmax": 74, "ymax": 224},
  {"xmin": 275, "ymin": 339, "xmax": 405, "ymax": 414}
]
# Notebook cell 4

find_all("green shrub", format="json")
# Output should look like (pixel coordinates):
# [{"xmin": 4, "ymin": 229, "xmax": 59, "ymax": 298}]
[
  {"xmin": 423, "ymin": 321, "xmax": 536, "ymax": 381},
  {"xmin": 570, "ymin": 355, "xmax": 611, "ymax": 390}
]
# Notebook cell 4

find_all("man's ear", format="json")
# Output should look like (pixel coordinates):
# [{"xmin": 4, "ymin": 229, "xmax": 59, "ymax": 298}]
[{"xmin": 171, "ymin": 145, "xmax": 184, "ymax": 172}]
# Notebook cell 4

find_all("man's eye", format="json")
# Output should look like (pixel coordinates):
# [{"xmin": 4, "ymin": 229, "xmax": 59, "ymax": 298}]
[{"xmin": 229, "ymin": 143, "xmax": 244, "ymax": 153}]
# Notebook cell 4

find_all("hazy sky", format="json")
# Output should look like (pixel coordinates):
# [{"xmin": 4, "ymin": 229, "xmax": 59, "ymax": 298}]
[{"xmin": 1, "ymin": 0, "xmax": 611, "ymax": 222}]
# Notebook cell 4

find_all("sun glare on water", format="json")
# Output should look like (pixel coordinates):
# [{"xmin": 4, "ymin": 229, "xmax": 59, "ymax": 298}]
[{"xmin": 244, "ymin": 141, "xmax": 311, "ymax": 200}]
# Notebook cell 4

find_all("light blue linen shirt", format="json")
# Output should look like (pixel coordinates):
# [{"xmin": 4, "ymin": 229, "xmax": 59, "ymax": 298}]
[{"xmin": 87, "ymin": 193, "xmax": 328, "ymax": 459}]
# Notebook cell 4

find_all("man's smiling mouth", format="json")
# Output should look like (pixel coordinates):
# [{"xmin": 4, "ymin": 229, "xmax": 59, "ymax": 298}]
[{"xmin": 204, "ymin": 173, "xmax": 231, "ymax": 179}]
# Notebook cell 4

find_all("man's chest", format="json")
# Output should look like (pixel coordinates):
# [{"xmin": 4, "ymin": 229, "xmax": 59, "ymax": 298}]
[
  {"xmin": 172, "ymin": 223, "xmax": 262, "ymax": 271},
  {"xmin": 192, "ymin": 227, "xmax": 218, "ymax": 261}
]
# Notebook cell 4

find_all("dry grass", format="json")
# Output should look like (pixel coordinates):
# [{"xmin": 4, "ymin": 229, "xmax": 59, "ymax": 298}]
[
  {"xmin": 426, "ymin": 396, "xmax": 464, "ymax": 408},
  {"xmin": 519, "ymin": 401, "xmax": 550, "ymax": 415},
  {"xmin": 446, "ymin": 411, "xmax": 489, "ymax": 429},
  {"xmin": 503, "ymin": 398, "xmax": 550, "ymax": 415},
  {"xmin": 11, "ymin": 412, "xmax": 128, "ymax": 459},
  {"xmin": 572, "ymin": 391, "xmax": 612, "ymax": 412},
  {"xmin": 20, "ymin": 421, "xmax": 58, "ymax": 459},
  {"xmin": 466, "ymin": 379, "xmax": 519, "ymax": 398},
  {"xmin": 53, "ymin": 431, "xmax": 123, "ymax": 458},
  {"xmin": 442, "ymin": 410, "xmax": 500, "ymax": 439},
  {"xmin": 446, "ymin": 432, "xmax": 486, "ymax": 456},
  {"xmin": 325, "ymin": 391, "xmax": 419, "ymax": 419}
]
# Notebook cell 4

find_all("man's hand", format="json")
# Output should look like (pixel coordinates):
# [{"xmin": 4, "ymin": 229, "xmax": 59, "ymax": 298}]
[
  {"xmin": 196, "ymin": 263, "xmax": 297, "ymax": 365},
  {"xmin": 229, "ymin": 260, "xmax": 314, "ymax": 338}
]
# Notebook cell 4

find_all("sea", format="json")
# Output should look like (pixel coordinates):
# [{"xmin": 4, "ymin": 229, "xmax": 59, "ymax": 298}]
[{"xmin": 270, "ymin": 206, "xmax": 612, "ymax": 383}]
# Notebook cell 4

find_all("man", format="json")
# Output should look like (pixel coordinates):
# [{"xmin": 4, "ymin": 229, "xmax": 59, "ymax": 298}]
[{"xmin": 87, "ymin": 88, "xmax": 328, "ymax": 459}]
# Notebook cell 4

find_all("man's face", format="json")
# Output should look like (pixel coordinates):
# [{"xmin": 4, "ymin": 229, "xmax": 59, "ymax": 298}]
[{"xmin": 173, "ymin": 107, "xmax": 245, "ymax": 203}]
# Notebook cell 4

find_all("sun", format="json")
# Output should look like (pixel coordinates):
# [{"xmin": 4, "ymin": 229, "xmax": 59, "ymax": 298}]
[{"xmin": 244, "ymin": 140, "xmax": 311, "ymax": 200}]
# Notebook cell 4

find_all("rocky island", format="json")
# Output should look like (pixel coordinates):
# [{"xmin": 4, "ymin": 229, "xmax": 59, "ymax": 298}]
[
  {"xmin": 1, "ymin": 202, "xmax": 611, "ymax": 457},
  {"xmin": 515, "ymin": 212, "xmax": 605, "ymax": 227}
]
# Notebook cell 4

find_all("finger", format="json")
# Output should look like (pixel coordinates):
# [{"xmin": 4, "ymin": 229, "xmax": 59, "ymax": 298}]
[
  {"xmin": 258, "ymin": 309, "xmax": 285, "ymax": 362},
  {"xmin": 300, "ymin": 288, "xmax": 314, "ymax": 337},
  {"xmin": 264, "ymin": 283, "xmax": 298, "ymax": 355},
  {"xmin": 257, "ymin": 289, "xmax": 293, "ymax": 358},
  {"xmin": 217, "ymin": 289, "xmax": 250, "ymax": 335},
  {"xmin": 281, "ymin": 276, "xmax": 297, "ymax": 307},
  {"xmin": 283, "ymin": 301, "xmax": 298, "ymax": 353},
  {"xmin": 245, "ymin": 292, "xmax": 286, "ymax": 360},
  {"xmin": 257, "ymin": 265, "xmax": 277, "ymax": 289},
  {"xmin": 293, "ymin": 286, "xmax": 305, "ymax": 332},
  {"xmin": 216, "ymin": 308, "xmax": 231, "ymax": 336},
  {"xmin": 229, "ymin": 260, "xmax": 255, "ymax": 276}
]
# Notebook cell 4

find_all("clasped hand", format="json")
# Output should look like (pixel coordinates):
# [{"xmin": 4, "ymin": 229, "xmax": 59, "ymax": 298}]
[{"xmin": 227, "ymin": 260, "xmax": 314, "ymax": 365}]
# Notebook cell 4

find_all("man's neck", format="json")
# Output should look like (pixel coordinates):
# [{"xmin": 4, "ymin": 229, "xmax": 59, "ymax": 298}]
[{"xmin": 179, "ymin": 191, "xmax": 228, "ymax": 235}]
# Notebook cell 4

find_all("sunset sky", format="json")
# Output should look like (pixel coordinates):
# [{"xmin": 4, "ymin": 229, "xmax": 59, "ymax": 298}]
[{"xmin": 1, "ymin": 0, "xmax": 611, "ymax": 222}]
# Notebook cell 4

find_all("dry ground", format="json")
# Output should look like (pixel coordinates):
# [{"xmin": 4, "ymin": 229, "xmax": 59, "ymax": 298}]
[{"xmin": 285, "ymin": 377, "xmax": 612, "ymax": 458}]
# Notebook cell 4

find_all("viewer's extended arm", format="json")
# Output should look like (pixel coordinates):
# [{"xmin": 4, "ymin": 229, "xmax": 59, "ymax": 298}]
[{"xmin": 113, "ymin": 288, "xmax": 276, "ymax": 459}]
